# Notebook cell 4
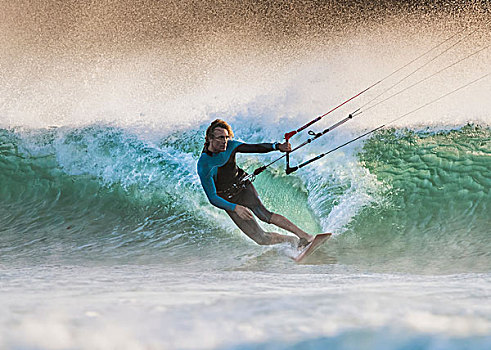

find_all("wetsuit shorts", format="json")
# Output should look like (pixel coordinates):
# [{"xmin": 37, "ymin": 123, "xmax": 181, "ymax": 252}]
[{"xmin": 221, "ymin": 181, "xmax": 274, "ymax": 242}]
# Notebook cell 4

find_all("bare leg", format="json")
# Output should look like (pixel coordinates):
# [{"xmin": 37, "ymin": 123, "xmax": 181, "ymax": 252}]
[
  {"xmin": 231, "ymin": 183, "xmax": 312, "ymax": 245},
  {"xmin": 270, "ymin": 214, "xmax": 313, "ymax": 242},
  {"xmin": 227, "ymin": 210, "xmax": 298, "ymax": 246},
  {"xmin": 261, "ymin": 231, "xmax": 298, "ymax": 246}
]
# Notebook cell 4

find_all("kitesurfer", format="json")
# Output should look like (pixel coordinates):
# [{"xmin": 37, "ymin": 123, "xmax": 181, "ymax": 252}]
[{"xmin": 197, "ymin": 119, "xmax": 314, "ymax": 247}]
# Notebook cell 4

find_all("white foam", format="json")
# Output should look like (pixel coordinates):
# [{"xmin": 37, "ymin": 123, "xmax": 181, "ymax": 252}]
[{"xmin": 2, "ymin": 267, "xmax": 490, "ymax": 350}]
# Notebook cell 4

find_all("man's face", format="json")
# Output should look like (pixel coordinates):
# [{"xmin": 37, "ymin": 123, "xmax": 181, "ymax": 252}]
[{"xmin": 209, "ymin": 127, "xmax": 229, "ymax": 153}]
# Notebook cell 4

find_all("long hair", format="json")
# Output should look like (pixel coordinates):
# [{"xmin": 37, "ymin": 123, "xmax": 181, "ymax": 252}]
[{"xmin": 204, "ymin": 119, "xmax": 234, "ymax": 149}]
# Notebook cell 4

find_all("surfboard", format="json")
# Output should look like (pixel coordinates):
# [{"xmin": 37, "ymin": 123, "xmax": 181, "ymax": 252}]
[{"xmin": 294, "ymin": 233, "xmax": 332, "ymax": 262}]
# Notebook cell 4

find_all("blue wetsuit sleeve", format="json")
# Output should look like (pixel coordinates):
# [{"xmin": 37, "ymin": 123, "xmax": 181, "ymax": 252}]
[{"xmin": 198, "ymin": 169, "xmax": 237, "ymax": 212}]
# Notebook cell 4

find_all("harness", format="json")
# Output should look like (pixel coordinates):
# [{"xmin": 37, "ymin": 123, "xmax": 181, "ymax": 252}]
[{"xmin": 216, "ymin": 174, "xmax": 250, "ymax": 199}]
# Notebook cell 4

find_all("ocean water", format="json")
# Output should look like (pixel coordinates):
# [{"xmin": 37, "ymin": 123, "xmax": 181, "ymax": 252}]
[{"xmin": 1, "ymin": 1, "xmax": 490, "ymax": 349}]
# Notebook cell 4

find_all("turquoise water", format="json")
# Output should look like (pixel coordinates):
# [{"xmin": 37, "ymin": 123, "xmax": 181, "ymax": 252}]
[
  {"xmin": 1, "ymin": 1, "xmax": 490, "ymax": 349},
  {"xmin": 1, "ymin": 123, "xmax": 490, "ymax": 349},
  {"xmin": 1, "ymin": 124, "xmax": 490, "ymax": 273}
]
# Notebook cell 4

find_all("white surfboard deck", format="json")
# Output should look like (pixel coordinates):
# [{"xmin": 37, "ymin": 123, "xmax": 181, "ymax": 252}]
[{"xmin": 294, "ymin": 233, "xmax": 332, "ymax": 262}]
